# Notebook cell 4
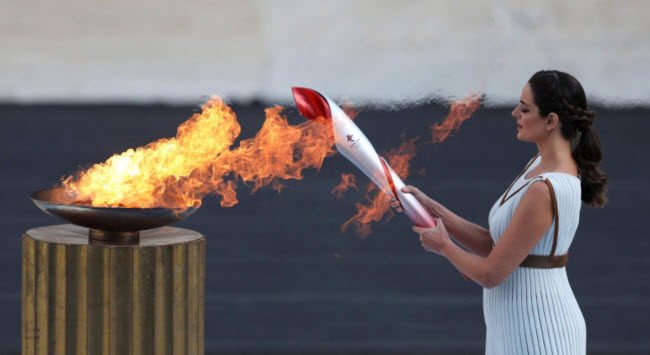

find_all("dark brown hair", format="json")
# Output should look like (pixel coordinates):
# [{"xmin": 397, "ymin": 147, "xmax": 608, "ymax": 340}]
[{"xmin": 528, "ymin": 70, "xmax": 608, "ymax": 207}]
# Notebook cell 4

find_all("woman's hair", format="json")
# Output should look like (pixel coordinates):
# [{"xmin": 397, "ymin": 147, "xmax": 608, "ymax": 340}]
[{"xmin": 528, "ymin": 70, "xmax": 608, "ymax": 207}]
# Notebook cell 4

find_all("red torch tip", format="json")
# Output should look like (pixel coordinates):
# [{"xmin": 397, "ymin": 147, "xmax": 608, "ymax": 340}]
[{"xmin": 292, "ymin": 87, "xmax": 332, "ymax": 121}]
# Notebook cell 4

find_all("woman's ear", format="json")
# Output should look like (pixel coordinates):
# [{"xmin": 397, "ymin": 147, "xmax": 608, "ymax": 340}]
[{"xmin": 546, "ymin": 112, "xmax": 560, "ymax": 131}]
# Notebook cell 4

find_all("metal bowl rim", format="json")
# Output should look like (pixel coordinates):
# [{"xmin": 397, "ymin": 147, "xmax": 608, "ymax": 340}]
[{"xmin": 30, "ymin": 188, "xmax": 197, "ymax": 212}]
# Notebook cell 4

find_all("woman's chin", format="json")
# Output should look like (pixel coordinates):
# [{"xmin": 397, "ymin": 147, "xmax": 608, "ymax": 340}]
[{"xmin": 516, "ymin": 132, "xmax": 528, "ymax": 142}]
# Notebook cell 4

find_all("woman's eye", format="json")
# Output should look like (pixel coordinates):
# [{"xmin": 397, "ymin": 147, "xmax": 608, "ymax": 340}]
[{"xmin": 522, "ymin": 109, "xmax": 529, "ymax": 113}]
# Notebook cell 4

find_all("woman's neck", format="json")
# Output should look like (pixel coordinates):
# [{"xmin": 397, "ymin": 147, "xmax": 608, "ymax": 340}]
[{"xmin": 535, "ymin": 134, "xmax": 574, "ymax": 171}]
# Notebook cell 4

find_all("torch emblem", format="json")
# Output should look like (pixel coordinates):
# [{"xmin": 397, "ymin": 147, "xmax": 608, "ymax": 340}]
[{"xmin": 346, "ymin": 134, "xmax": 360, "ymax": 149}]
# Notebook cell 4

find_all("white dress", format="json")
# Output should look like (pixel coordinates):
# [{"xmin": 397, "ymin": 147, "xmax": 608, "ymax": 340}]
[{"xmin": 484, "ymin": 154, "xmax": 587, "ymax": 355}]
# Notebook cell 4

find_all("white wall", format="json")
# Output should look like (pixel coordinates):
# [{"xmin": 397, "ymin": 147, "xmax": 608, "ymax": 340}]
[{"xmin": 2, "ymin": 0, "xmax": 648, "ymax": 105}]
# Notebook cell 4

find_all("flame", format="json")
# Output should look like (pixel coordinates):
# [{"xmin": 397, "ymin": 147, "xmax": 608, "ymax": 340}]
[
  {"xmin": 341, "ymin": 135, "xmax": 419, "ymax": 237},
  {"xmin": 61, "ymin": 96, "xmax": 336, "ymax": 209},
  {"xmin": 342, "ymin": 101, "xmax": 359, "ymax": 120},
  {"xmin": 331, "ymin": 173, "xmax": 358, "ymax": 199},
  {"xmin": 271, "ymin": 181, "xmax": 287, "ymax": 195},
  {"xmin": 431, "ymin": 94, "xmax": 482, "ymax": 143},
  {"xmin": 342, "ymin": 94, "xmax": 482, "ymax": 237}
]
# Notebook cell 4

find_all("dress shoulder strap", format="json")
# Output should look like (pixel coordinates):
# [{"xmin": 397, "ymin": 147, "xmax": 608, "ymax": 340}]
[
  {"xmin": 543, "ymin": 178, "xmax": 559, "ymax": 257},
  {"xmin": 507, "ymin": 175, "xmax": 559, "ymax": 255},
  {"xmin": 500, "ymin": 176, "xmax": 541, "ymax": 206},
  {"xmin": 500, "ymin": 153, "xmax": 541, "ymax": 206},
  {"xmin": 519, "ymin": 176, "xmax": 567, "ymax": 268}
]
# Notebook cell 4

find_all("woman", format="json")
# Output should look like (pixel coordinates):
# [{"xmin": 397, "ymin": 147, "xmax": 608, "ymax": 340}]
[{"xmin": 395, "ymin": 70, "xmax": 608, "ymax": 354}]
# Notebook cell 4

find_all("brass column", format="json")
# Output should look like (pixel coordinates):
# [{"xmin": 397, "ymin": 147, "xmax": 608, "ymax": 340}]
[{"xmin": 22, "ymin": 224, "xmax": 205, "ymax": 355}]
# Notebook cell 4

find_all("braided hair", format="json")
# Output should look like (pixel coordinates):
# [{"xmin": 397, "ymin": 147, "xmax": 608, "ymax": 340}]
[{"xmin": 528, "ymin": 70, "xmax": 608, "ymax": 207}]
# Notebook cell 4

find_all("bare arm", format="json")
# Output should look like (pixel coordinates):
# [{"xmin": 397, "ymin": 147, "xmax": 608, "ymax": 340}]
[
  {"xmin": 400, "ymin": 186, "xmax": 493, "ymax": 257},
  {"xmin": 429, "ymin": 181, "xmax": 553, "ymax": 288}
]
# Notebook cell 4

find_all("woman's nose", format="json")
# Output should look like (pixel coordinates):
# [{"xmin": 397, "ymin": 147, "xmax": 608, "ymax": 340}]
[{"xmin": 511, "ymin": 108, "xmax": 518, "ymax": 118}]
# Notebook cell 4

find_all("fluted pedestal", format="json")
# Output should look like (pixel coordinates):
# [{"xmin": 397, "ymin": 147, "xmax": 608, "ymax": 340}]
[{"xmin": 22, "ymin": 224, "xmax": 205, "ymax": 355}]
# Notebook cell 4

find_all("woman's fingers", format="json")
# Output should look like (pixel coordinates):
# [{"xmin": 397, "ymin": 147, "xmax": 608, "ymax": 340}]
[
  {"xmin": 402, "ymin": 185, "xmax": 439, "ymax": 217},
  {"xmin": 385, "ymin": 194, "xmax": 404, "ymax": 212},
  {"xmin": 413, "ymin": 225, "xmax": 424, "ymax": 233},
  {"xmin": 402, "ymin": 186, "xmax": 429, "ymax": 207},
  {"xmin": 401, "ymin": 185, "xmax": 418, "ymax": 195},
  {"xmin": 401, "ymin": 185, "xmax": 425, "ymax": 201}
]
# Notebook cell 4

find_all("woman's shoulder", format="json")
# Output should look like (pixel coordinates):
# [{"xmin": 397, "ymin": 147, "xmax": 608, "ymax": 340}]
[
  {"xmin": 540, "ymin": 172, "xmax": 581, "ymax": 185},
  {"xmin": 521, "ymin": 173, "xmax": 580, "ymax": 200},
  {"xmin": 533, "ymin": 173, "xmax": 582, "ymax": 204}
]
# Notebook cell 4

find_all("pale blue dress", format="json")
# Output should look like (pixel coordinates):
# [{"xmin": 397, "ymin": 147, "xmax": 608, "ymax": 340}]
[{"xmin": 484, "ymin": 154, "xmax": 587, "ymax": 354}]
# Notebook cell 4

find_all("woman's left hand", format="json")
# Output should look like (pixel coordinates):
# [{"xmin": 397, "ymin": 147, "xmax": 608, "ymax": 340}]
[{"xmin": 413, "ymin": 218, "xmax": 452, "ymax": 255}]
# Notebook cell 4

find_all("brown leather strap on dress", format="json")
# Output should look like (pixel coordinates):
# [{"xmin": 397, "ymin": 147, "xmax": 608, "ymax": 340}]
[
  {"xmin": 519, "ymin": 178, "xmax": 568, "ymax": 269},
  {"xmin": 544, "ymin": 179, "xmax": 560, "ymax": 257},
  {"xmin": 520, "ymin": 253, "xmax": 569, "ymax": 268},
  {"xmin": 500, "ymin": 177, "xmax": 541, "ymax": 206},
  {"xmin": 500, "ymin": 153, "xmax": 540, "ymax": 206}
]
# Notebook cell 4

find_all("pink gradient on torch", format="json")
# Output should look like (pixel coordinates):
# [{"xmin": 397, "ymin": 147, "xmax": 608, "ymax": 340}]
[
  {"xmin": 379, "ymin": 155, "xmax": 401, "ymax": 206},
  {"xmin": 378, "ymin": 154, "xmax": 437, "ymax": 228}
]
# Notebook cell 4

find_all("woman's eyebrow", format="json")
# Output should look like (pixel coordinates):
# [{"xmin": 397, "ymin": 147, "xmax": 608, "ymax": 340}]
[{"xmin": 520, "ymin": 100, "xmax": 529, "ymax": 107}]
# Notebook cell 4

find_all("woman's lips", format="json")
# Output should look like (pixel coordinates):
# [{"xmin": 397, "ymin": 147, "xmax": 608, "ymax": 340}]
[{"xmin": 517, "ymin": 124, "xmax": 523, "ymax": 129}]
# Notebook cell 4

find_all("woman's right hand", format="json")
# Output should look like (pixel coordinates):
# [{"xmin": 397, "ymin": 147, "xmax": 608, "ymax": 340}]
[
  {"xmin": 389, "ymin": 185, "xmax": 442, "ymax": 219},
  {"xmin": 387, "ymin": 194, "xmax": 403, "ymax": 212}
]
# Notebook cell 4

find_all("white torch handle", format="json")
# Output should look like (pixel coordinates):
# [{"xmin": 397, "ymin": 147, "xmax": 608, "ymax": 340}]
[
  {"xmin": 394, "ymin": 179, "xmax": 437, "ymax": 228},
  {"xmin": 326, "ymin": 97, "xmax": 391, "ymax": 193},
  {"xmin": 379, "ymin": 156, "xmax": 436, "ymax": 228},
  {"xmin": 324, "ymin": 95, "xmax": 435, "ymax": 227}
]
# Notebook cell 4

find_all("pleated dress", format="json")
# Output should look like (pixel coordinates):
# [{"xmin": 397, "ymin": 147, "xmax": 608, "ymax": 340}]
[{"xmin": 484, "ymin": 154, "xmax": 587, "ymax": 355}]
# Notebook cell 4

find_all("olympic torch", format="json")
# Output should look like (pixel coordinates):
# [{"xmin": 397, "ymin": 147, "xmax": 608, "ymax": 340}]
[
  {"xmin": 292, "ymin": 87, "xmax": 470, "ymax": 280},
  {"xmin": 291, "ymin": 87, "xmax": 436, "ymax": 228}
]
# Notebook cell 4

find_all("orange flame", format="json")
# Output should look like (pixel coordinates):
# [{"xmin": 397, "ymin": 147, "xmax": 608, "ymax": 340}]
[
  {"xmin": 342, "ymin": 94, "xmax": 482, "ymax": 237},
  {"xmin": 331, "ymin": 173, "xmax": 358, "ymax": 199},
  {"xmin": 341, "ymin": 135, "xmax": 419, "ymax": 237},
  {"xmin": 271, "ymin": 181, "xmax": 287, "ymax": 195},
  {"xmin": 431, "ymin": 94, "xmax": 482, "ymax": 143},
  {"xmin": 342, "ymin": 101, "xmax": 359, "ymax": 120},
  {"xmin": 61, "ymin": 96, "xmax": 336, "ymax": 209}
]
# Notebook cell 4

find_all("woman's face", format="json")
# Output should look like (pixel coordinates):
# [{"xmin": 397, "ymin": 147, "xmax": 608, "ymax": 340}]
[{"xmin": 511, "ymin": 83, "xmax": 548, "ymax": 142}]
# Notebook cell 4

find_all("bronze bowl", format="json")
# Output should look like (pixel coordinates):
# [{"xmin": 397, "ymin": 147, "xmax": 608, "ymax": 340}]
[{"xmin": 31, "ymin": 188, "xmax": 198, "ymax": 243}]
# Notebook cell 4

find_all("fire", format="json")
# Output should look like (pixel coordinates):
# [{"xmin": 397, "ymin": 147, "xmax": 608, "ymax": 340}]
[
  {"xmin": 331, "ymin": 173, "xmax": 358, "ymax": 199},
  {"xmin": 341, "ymin": 136, "xmax": 419, "ymax": 237},
  {"xmin": 271, "ymin": 181, "xmax": 287, "ymax": 195},
  {"xmin": 342, "ymin": 101, "xmax": 359, "ymax": 120},
  {"xmin": 61, "ymin": 96, "xmax": 336, "ymax": 209},
  {"xmin": 60, "ymin": 93, "xmax": 481, "ymax": 237},
  {"xmin": 341, "ymin": 94, "xmax": 481, "ymax": 237},
  {"xmin": 431, "ymin": 94, "xmax": 482, "ymax": 143}
]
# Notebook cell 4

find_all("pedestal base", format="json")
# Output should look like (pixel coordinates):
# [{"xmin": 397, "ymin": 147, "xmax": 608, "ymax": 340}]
[{"xmin": 22, "ymin": 224, "xmax": 205, "ymax": 355}]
